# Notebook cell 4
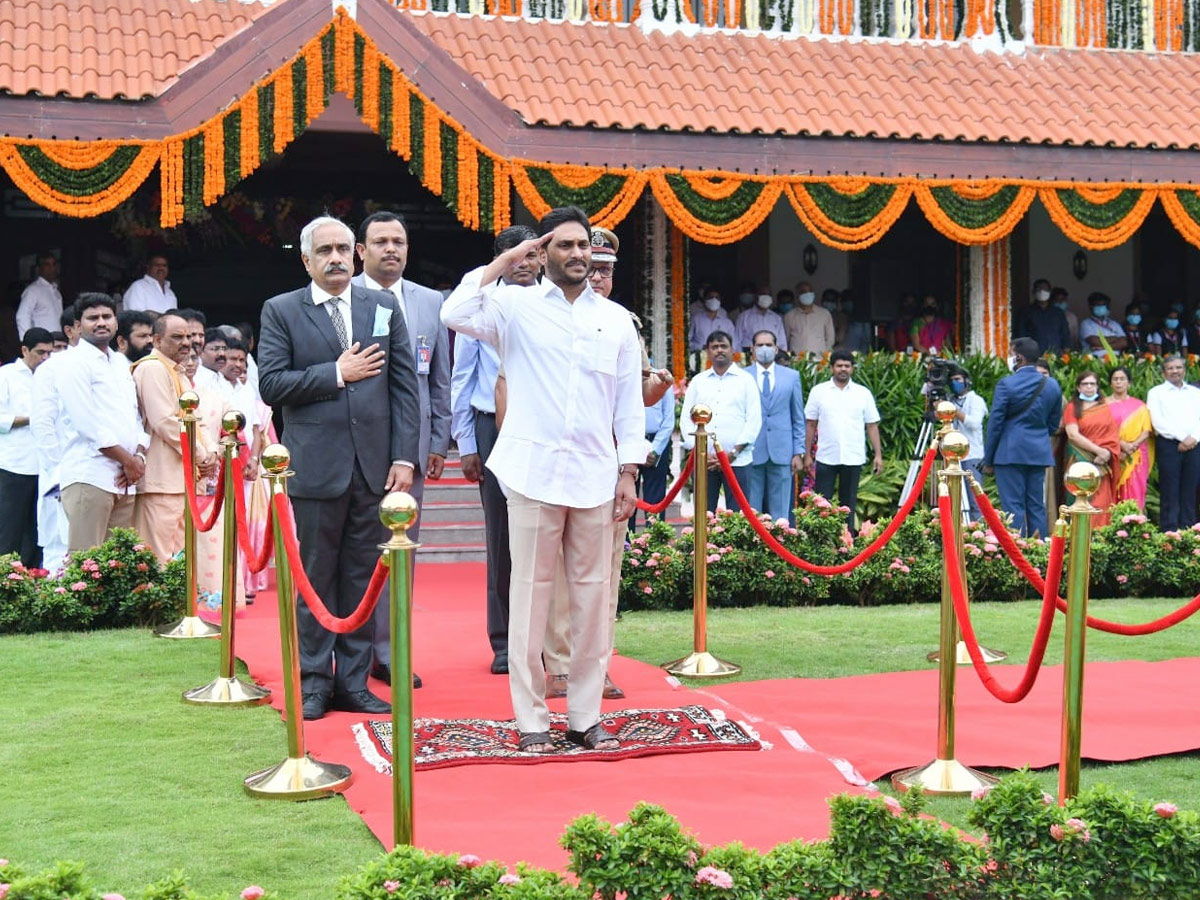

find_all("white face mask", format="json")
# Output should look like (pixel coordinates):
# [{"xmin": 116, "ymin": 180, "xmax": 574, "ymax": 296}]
[
  {"xmin": 704, "ymin": 297, "xmax": 722, "ymax": 312},
  {"xmin": 756, "ymin": 294, "xmax": 772, "ymax": 309},
  {"xmin": 1035, "ymin": 289, "xmax": 1050, "ymax": 303},
  {"xmin": 798, "ymin": 292, "xmax": 816, "ymax": 306},
  {"xmin": 1008, "ymin": 355, "xmax": 1018, "ymax": 372}
]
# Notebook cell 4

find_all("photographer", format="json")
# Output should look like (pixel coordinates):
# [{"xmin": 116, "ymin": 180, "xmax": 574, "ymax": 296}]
[{"xmin": 947, "ymin": 368, "xmax": 988, "ymax": 520}]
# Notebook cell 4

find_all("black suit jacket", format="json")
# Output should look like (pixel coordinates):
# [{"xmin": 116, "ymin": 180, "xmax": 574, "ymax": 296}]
[{"xmin": 257, "ymin": 283, "xmax": 421, "ymax": 499}]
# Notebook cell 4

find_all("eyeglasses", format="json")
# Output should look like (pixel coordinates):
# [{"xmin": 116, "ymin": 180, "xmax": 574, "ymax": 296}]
[{"xmin": 589, "ymin": 266, "xmax": 614, "ymax": 278}]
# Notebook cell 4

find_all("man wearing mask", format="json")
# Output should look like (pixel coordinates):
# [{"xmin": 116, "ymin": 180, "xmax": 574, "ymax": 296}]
[
  {"xmin": 1051, "ymin": 288, "xmax": 1078, "ymax": 346},
  {"xmin": 983, "ymin": 337, "xmax": 1062, "ymax": 537},
  {"xmin": 1018, "ymin": 278, "xmax": 1070, "ymax": 353},
  {"xmin": 1080, "ymin": 292, "xmax": 1127, "ymax": 358},
  {"xmin": 744, "ymin": 330, "xmax": 805, "ymax": 523},
  {"xmin": 783, "ymin": 281, "xmax": 835, "ymax": 356},
  {"xmin": 688, "ymin": 289, "xmax": 736, "ymax": 350},
  {"xmin": 1148, "ymin": 307, "xmax": 1189, "ymax": 357},
  {"xmin": 1123, "ymin": 303, "xmax": 1147, "ymax": 354},
  {"xmin": 1148, "ymin": 354, "xmax": 1200, "ymax": 532},
  {"xmin": 775, "ymin": 289, "xmax": 796, "ymax": 316},
  {"xmin": 735, "ymin": 286, "xmax": 788, "ymax": 352},
  {"xmin": 732, "ymin": 282, "xmax": 757, "ymax": 324},
  {"xmin": 822, "ymin": 289, "xmax": 848, "ymax": 347},
  {"xmin": 948, "ymin": 368, "xmax": 988, "ymax": 521}
]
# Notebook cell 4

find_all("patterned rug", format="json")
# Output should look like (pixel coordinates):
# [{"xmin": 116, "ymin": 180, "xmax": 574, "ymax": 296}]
[{"xmin": 352, "ymin": 705, "xmax": 762, "ymax": 772}]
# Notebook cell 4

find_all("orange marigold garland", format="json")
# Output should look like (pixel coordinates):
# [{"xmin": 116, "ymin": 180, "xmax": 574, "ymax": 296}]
[
  {"xmin": 912, "ymin": 182, "xmax": 1035, "ymax": 245},
  {"xmin": 160, "ymin": 137, "xmax": 186, "ymax": 228},
  {"xmin": 422, "ymin": 103, "xmax": 443, "ymax": 196},
  {"xmin": 361, "ymin": 40, "xmax": 381, "ymax": 133},
  {"xmin": 1038, "ymin": 186, "xmax": 1156, "ymax": 250},
  {"xmin": 304, "ymin": 31, "xmax": 326, "ymax": 124},
  {"xmin": 786, "ymin": 179, "xmax": 913, "ymax": 251},
  {"xmin": 202, "ymin": 117, "xmax": 225, "ymax": 205},
  {"xmin": 273, "ymin": 65, "xmax": 295, "ymax": 155},
  {"xmin": 333, "ymin": 11, "xmax": 355, "ymax": 98},
  {"xmin": 1160, "ymin": 189, "xmax": 1200, "ymax": 251},
  {"xmin": 0, "ymin": 141, "xmax": 159, "ymax": 217},
  {"xmin": 669, "ymin": 222, "xmax": 687, "ymax": 380},
  {"xmin": 649, "ymin": 171, "xmax": 781, "ymax": 245},
  {"xmin": 238, "ymin": 89, "xmax": 260, "ymax": 180}
]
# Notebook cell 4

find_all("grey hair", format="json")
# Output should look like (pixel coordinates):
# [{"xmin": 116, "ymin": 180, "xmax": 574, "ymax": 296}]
[
  {"xmin": 299, "ymin": 216, "xmax": 354, "ymax": 257},
  {"xmin": 1163, "ymin": 353, "xmax": 1185, "ymax": 369},
  {"xmin": 217, "ymin": 324, "xmax": 243, "ymax": 342}
]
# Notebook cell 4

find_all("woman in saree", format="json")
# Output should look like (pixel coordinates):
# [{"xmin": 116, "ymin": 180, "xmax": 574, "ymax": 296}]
[
  {"xmin": 1106, "ymin": 367, "xmax": 1153, "ymax": 510},
  {"xmin": 1062, "ymin": 371, "xmax": 1122, "ymax": 526}
]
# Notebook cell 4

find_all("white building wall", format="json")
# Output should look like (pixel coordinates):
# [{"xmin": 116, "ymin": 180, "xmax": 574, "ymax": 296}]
[{"xmin": 766, "ymin": 202, "xmax": 852, "ymax": 296}]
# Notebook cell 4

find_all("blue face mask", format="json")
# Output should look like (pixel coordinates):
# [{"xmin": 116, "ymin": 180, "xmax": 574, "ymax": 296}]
[
  {"xmin": 1166, "ymin": 318, "xmax": 1180, "ymax": 330},
  {"xmin": 1055, "ymin": 301, "xmax": 1069, "ymax": 311},
  {"xmin": 1126, "ymin": 314, "xmax": 1142, "ymax": 326},
  {"xmin": 1079, "ymin": 391, "xmax": 1098, "ymax": 402},
  {"xmin": 778, "ymin": 302, "xmax": 794, "ymax": 314},
  {"xmin": 950, "ymin": 380, "xmax": 966, "ymax": 395},
  {"xmin": 1091, "ymin": 305, "xmax": 1109, "ymax": 318}
]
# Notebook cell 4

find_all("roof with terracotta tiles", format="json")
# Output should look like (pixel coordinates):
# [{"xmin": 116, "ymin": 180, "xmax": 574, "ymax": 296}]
[
  {"xmin": 407, "ymin": 12, "xmax": 1200, "ymax": 151},
  {"xmin": 0, "ymin": 0, "xmax": 268, "ymax": 99}
]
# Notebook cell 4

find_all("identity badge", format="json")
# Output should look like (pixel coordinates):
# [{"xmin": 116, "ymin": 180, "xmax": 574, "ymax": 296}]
[
  {"xmin": 373, "ymin": 306, "xmax": 392, "ymax": 337},
  {"xmin": 417, "ymin": 336, "xmax": 432, "ymax": 375}
]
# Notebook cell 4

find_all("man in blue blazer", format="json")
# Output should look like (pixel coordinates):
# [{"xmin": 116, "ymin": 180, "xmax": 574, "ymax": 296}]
[
  {"xmin": 983, "ymin": 337, "xmax": 1062, "ymax": 537},
  {"xmin": 258, "ymin": 216, "xmax": 421, "ymax": 721},
  {"xmin": 744, "ymin": 330, "xmax": 806, "ymax": 523}
]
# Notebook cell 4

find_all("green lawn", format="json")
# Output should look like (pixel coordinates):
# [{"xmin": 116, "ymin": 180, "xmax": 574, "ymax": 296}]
[{"xmin": 4, "ymin": 597, "xmax": 1199, "ymax": 896}]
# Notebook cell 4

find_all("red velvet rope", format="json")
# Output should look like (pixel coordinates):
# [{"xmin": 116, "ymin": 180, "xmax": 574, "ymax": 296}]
[
  {"xmin": 971, "ymin": 479, "xmax": 1200, "ymax": 636},
  {"xmin": 938, "ymin": 492, "xmax": 1064, "ymax": 703},
  {"xmin": 272, "ymin": 493, "xmax": 388, "ymax": 634},
  {"xmin": 231, "ymin": 457, "xmax": 274, "ymax": 574},
  {"xmin": 714, "ymin": 445, "xmax": 938, "ymax": 576},
  {"xmin": 179, "ymin": 435, "xmax": 224, "ymax": 533},
  {"xmin": 636, "ymin": 450, "xmax": 696, "ymax": 514}
]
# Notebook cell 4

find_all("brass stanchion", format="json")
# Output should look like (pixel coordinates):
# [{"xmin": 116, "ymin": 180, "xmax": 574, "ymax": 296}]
[
  {"xmin": 663, "ymin": 405, "xmax": 740, "ymax": 677},
  {"xmin": 156, "ymin": 391, "xmax": 221, "ymax": 639},
  {"xmin": 1058, "ymin": 461, "xmax": 1100, "ymax": 802},
  {"xmin": 927, "ymin": 401, "xmax": 1006, "ymax": 666},
  {"xmin": 244, "ymin": 444, "xmax": 353, "ymax": 799},
  {"xmin": 380, "ymin": 492, "xmax": 420, "ymax": 846},
  {"xmin": 893, "ymin": 431, "xmax": 998, "ymax": 795},
  {"xmin": 184, "ymin": 412, "xmax": 272, "ymax": 707}
]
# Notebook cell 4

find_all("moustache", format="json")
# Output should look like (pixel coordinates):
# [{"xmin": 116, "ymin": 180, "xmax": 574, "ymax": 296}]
[{"xmin": 324, "ymin": 263, "xmax": 348, "ymax": 274}]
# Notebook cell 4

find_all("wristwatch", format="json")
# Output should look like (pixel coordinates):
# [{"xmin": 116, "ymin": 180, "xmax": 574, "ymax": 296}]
[{"xmin": 618, "ymin": 464, "xmax": 639, "ymax": 477}]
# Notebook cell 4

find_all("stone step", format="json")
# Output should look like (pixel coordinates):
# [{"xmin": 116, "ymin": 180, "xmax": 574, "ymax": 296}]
[
  {"xmin": 419, "ymin": 500, "xmax": 483, "ymax": 524},
  {"xmin": 422, "ymin": 481, "xmax": 484, "ymax": 503},
  {"xmin": 417, "ymin": 543, "xmax": 487, "ymax": 563},
  {"xmin": 420, "ymin": 521, "xmax": 486, "ymax": 545}
]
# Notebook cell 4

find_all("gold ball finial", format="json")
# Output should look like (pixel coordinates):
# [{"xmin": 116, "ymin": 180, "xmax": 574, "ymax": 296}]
[
  {"xmin": 935, "ymin": 400, "xmax": 958, "ymax": 426},
  {"xmin": 260, "ymin": 443, "xmax": 291, "ymax": 475},
  {"xmin": 380, "ymin": 491, "xmax": 419, "ymax": 536},
  {"xmin": 221, "ymin": 410, "xmax": 246, "ymax": 436},
  {"xmin": 691, "ymin": 404, "xmax": 713, "ymax": 426},
  {"xmin": 940, "ymin": 430, "xmax": 971, "ymax": 464},
  {"xmin": 1064, "ymin": 461, "xmax": 1102, "ymax": 501},
  {"xmin": 179, "ymin": 390, "xmax": 199, "ymax": 414}
]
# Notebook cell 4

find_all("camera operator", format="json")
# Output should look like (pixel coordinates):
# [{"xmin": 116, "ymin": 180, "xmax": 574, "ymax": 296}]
[{"xmin": 947, "ymin": 368, "xmax": 988, "ymax": 521}]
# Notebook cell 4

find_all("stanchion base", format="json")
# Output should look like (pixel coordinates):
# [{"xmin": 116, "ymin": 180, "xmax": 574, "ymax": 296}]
[
  {"xmin": 154, "ymin": 616, "xmax": 221, "ymax": 639},
  {"xmin": 243, "ymin": 753, "xmax": 353, "ymax": 800},
  {"xmin": 663, "ymin": 651, "xmax": 741, "ymax": 678},
  {"xmin": 927, "ymin": 641, "xmax": 1007, "ymax": 664},
  {"xmin": 891, "ymin": 758, "xmax": 999, "ymax": 795},
  {"xmin": 183, "ymin": 676, "xmax": 272, "ymax": 706}
]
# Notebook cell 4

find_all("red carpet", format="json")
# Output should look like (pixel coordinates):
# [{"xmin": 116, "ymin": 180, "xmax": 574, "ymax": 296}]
[{"xmin": 233, "ymin": 565, "xmax": 1200, "ymax": 869}]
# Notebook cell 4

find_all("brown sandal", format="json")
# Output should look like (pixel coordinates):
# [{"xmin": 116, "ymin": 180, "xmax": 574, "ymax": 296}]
[
  {"xmin": 545, "ymin": 674, "xmax": 569, "ymax": 699},
  {"xmin": 518, "ymin": 731, "xmax": 555, "ymax": 753},
  {"xmin": 565, "ymin": 723, "xmax": 618, "ymax": 750}
]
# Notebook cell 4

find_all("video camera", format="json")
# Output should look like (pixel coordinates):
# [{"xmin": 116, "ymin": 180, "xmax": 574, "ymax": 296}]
[{"xmin": 924, "ymin": 357, "xmax": 966, "ymax": 406}]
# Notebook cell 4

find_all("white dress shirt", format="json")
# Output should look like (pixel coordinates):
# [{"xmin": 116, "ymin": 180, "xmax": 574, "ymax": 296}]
[
  {"xmin": 736, "ymin": 308, "xmax": 788, "ymax": 351},
  {"xmin": 361, "ymin": 273, "xmax": 407, "ymax": 324},
  {"xmin": 441, "ymin": 266, "xmax": 644, "ymax": 508},
  {"xmin": 1148, "ymin": 380, "xmax": 1200, "ymax": 443},
  {"xmin": 31, "ymin": 351, "xmax": 65, "ymax": 486},
  {"xmin": 57, "ymin": 341, "xmax": 148, "ymax": 494},
  {"xmin": 218, "ymin": 376, "xmax": 260, "ymax": 431},
  {"xmin": 953, "ymin": 390, "xmax": 989, "ymax": 460},
  {"xmin": 0, "ymin": 358, "xmax": 38, "ymax": 475},
  {"xmin": 679, "ymin": 364, "xmax": 762, "ymax": 467},
  {"xmin": 805, "ymin": 379, "xmax": 881, "ymax": 466},
  {"xmin": 193, "ymin": 364, "xmax": 224, "ymax": 395},
  {"xmin": 450, "ymin": 333, "xmax": 500, "ymax": 456},
  {"xmin": 16, "ymin": 277, "xmax": 63, "ymax": 337},
  {"xmin": 123, "ymin": 274, "xmax": 178, "ymax": 314}
]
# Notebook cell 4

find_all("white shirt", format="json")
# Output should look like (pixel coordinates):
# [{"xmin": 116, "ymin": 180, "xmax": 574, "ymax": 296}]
[
  {"xmin": 57, "ymin": 341, "xmax": 148, "ymax": 494},
  {"xmin": 953, "ymin": 390, "xmax": 989, "ymax": 460},
  {"xmin": 805, "ymin": 379, "xmax": 881, "ymax": 466},
  {"xmin": 193, "ymin": 364, "xmax": 224, "ymax": 395},
  {"xmin": 16, "ymin": 277, "xmax": 63, "ymax": 337},
  {"xmin": 449, "ymin": 333, "xmax": 500, "ymax": 456},
  {"xmin": 0, "ymin": 359, "xmax": 38, "ymax": 475},
  {"xmin": 218, "ymin": 376, "xmax": 260, "ymax": 431},
  {"xmin": 31, "ymin": 350, "xmax": 67, "ymax": 488},
  {"xmin": 1148, "ymin": 380, "xmax": 1200, "ymax": 443},
  {"xmin": 679, "ymin": 364, "xmax": 762, "ymax": 467},
  {"xmin": 736, "ymin": 308, "xmax": 788, "ymax": 351},
  {"xmin": 123, "ymin": 274, "xmax": 177, "ymax": 314},
  {"xmin": 361, "ymin": 273, "xmax": 407, "ymax": 324},
  {"xmin": 441, "ymin": 266, "xmax": 644, "ymax": 508}
]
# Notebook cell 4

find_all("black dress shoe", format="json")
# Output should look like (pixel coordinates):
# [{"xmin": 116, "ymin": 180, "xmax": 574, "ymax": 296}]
[
  {"xmin": 490, "ymin": 654, "xmax": 509, "ymax": 675},
  {"xmin": 372, "ymin": 663, "xmax": 423, "ymax": 689},
  {"xmin": 331, "ymin": 689, "xmax": 391, "ymax": 715},
  {"xmin": 302, "ymin": 692, "xmax": 331, "ymax": 720}
]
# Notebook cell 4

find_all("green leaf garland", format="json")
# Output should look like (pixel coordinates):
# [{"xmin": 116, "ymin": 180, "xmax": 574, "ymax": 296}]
[
  {"xmin": 803, "ymin": 181, "xmax": 898, "ymax": 228},
  {"xmin": 1054, "ymin": 187, "xmax": 1144, "ymax": 229},
  {"xmin": 662, "ymin": 174, "xmax": 765, "ymax": 226},
  {"xmin": 523, "ymin": 165, "xmax": 631, "ymax": 216},
  {"xmin": 12, "ymin": 145, "xmax": 144, "ymax": 198},
  {"xmin": 927, "ymin": 184, "xmax": 1023, "ymax": 229}
]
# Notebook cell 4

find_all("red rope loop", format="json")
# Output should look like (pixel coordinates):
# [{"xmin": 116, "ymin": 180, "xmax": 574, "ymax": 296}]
[
  {"xmin": 971, "ymin": 478, "xmax": 1200, "ymax": 636},
  {"xmin": 636, "ymin": 451, "xmax": 696, "ymax": 514},
  {"xmin": 714, "ymin": 444, "xmax": 938, "ymax": 576},
  {"xmin": 231, "ymin": 457, "xmax": 274, "ymax": 574},
  {"xmin": 179, "ymin": 434, "xmax": 224, "ymax": 533},
  {"xmin": 271, "ymin": 493, "xmax": 388, "ymax": 634},
  {"xmin": 939, "ymin": 492, "xmax": 1064, "ymax": 703}
]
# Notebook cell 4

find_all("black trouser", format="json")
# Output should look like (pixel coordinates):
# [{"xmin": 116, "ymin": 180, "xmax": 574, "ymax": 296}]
[
  {"xmin": 1157, "ymin": 436, "xmax": 1200, "ymax": 532},
  {"xmin": 814, "ymin": 463, "xmax": 862, "ymax": 535},
  {"xmin": 291, "ymin": 461, "xmax": 383, "ymax": 696},
  {"xmin": 636, "ymin": 435, "xmax": 673, "ymax": 529},
  {"xmin": 705, "ymin": 464, "xmax": 753, "ymax": 513},
  {"xmin": 0, "ymin": 469, "xmax": 40, "ymax": 568},
  {"xmin": 476, "ymin": 410, "xmax": 511, "ymax": 658}
]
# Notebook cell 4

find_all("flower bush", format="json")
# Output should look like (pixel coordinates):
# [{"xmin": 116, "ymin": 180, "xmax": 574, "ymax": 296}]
[{"xmin": 0, "ymin": 529, "xmax": 185, "ymax": 634}]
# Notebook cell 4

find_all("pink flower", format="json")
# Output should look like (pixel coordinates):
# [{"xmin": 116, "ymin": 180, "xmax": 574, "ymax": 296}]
[
  {"xmin": 103, "ymin": 895, "xmax": 126, "ymax": 900},
  {"xmin": 0, "ymin": 861, "xmax": 7, "ymax": 867},
  {"xmin": 498, "ymin": 874, "xmax": 522, "ymax": 885},
  {"xmin": 5, "ymin": 573, "xmax": 21, "ymax": 581},
  {"xmin": 53, "ymin": 586, "xmax": 67, "ymax": 594},
  {"xmin": 706, "ymin": 554, "xmax": 720, "ymax": 564},
  {"xmin": 694, "ymin": 866, "xmax": 733, "ymax": 889},
  {"xmin": 1115, "ymin": 529, "xmax": 1129, "ymax": 538},
  {"xmin": 92, "ymin": 572, "xmax": 102, "ymax": 580},
  {"xmin": 70, "ymin": 581, "xmax": 87, "ymax": 591},
  {"xmin": 82, "ymin": 558, "xmax": 97, "ymax": 568},
  {"xmin": 241, "ymin": 888, "xmax": 265, "ymax": 900},
  {"xmin": 136, "ymin": 562, "xmax": 149, "ymax": 571},
  {"xmin": 1116, "ymin": 574, "xmax": 1129, "ymax": 584},
  {"xmin": 642, "ymin": 586, "xmax": 653, "ymax": 595},
  {"xmin": 1043, "ymin": 793, "xmax": 1055, "ymax": 805},
  {"xmin": 383, "ymin": 881, "xmax": 400, "ymax": 894},
  {"xmin": 0, "ymin": 885, "xmax": 8, "ymax": 900},
  {"xmin": 801, "ymin": 576, "xmax": 811, "ymax": 585},
  {"xmin": 644, "ymin": 558, "xmax": 658, "ymax": 567},
  {"xmin": 764, "ymin": 570, "xmax": 775, "ymax": 578},
  {"xmin": 1065, "ymin": 818, "xmax": 1086, "ymax": 832},
  {"xmin": 983, "ymin": 543, "xmax": 998, "ymax": 554},
  {"xmin": 628, "ymin": 559, "xmax": 640, "ymax": 567},
  {"xmin": 971, "ymin": 787, "xmax": 991, "ymax": 801},
  {"xmin": 1154, "ymin": 802, "xmax": 1178, "ymax": 818},
  {"xmin": 458, "ymin": 854, "xmax": 482, "ymax": 868},
  {"xmin": 681, "ymin": 527, "xmax": 693, "ymax": 535},
  {"xmin": 132, "ymin": 544, "xmax": 147, "ymax": 552},
  {"xmin": 108, "ymin": 559, "xmax": 121, "ymax": 568},
  {"xmin": 1049, "ymin": 824, "xmax": 1065, "ymax": 841},
  {"xmin": 883, "ymin": 795, "xmax": 903, "ymax": 813},
  {"xmin": 687, "ymin": 850, "xmax": 699, "ymax": 867}
]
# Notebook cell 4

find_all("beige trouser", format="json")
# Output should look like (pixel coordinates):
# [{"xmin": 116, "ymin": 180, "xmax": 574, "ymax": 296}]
[
  {"xmin": 507, "ymin": 490, "xmax": 614, "ymax": 733},
  {"xmin": 544, "ymin": 524, "xmax": 625, "ymax": 676},
  {"xmin": 135, "ymin": 492, "xmax": 185, "ymax": 564},
  {"xmin": 62, "ymin": 483, "xmax": 136, "ymax": 552}
]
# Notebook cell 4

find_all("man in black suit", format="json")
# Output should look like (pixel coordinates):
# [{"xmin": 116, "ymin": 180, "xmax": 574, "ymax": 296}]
[{"xmin": 258, "ymin": 216, "xmax": 421, "ymax": 721}]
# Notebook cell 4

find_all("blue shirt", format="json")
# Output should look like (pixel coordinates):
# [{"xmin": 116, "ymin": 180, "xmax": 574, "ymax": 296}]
[
  {"xmin": 643, "ymin": 387, "xmax": 676, "ymax": 457},
  {"xmin": 449, "ymin": 333, "xmax": 500, "ymax": 455}
]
